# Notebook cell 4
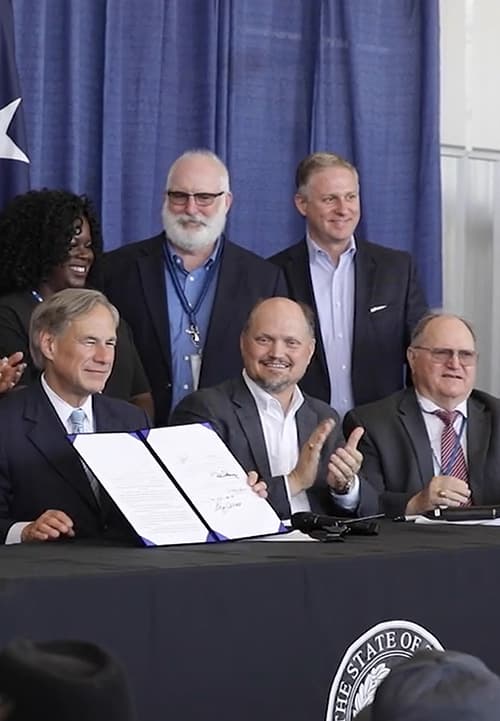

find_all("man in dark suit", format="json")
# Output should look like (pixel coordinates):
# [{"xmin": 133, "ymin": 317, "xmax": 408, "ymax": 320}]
[
  {"xmin": 344, "ymin": 313, "xmax": 500, "ymax": 517},
  {"xmin": 171, "ymin": 297, "xmax": 375, "ymax": 520},
  {"xmin": 99, "ymin": 149, "xmax": 286, "ymax": 425},
  {"xmin": 0, "ymin": 288, "xmax": 150, "ymax": 544},
  {"xmin": 270, "ymin": 152, "xmax": 428, "ymax": 418}
]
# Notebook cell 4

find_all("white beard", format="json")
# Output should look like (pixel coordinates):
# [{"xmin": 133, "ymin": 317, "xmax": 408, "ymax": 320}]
[{"xmin": 162, "ymin": 203, "xmax": 228, "ymax": 252}]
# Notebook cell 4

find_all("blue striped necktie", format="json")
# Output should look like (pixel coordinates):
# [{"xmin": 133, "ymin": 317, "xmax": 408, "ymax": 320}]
[
  {"xmin": 434, "ymin": 409, "xmax": 471, "ymax": 505},
  {"xmin": 69, "ymin": 408, "xmax": 100, "ymax": 503}
]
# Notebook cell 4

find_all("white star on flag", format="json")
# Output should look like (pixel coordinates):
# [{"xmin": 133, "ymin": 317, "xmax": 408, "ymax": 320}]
[{"xmin": 0, "ymin": 98, "xmax": 30, "ymax": 164}]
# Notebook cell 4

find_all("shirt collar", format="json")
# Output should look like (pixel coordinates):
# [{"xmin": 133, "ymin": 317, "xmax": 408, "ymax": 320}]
[
  {"xmin": 416, "ymin": 391, "xmax": 468, "ymax": 419},
  {"xmin": 306, "ymin": 232, "xmax": 357, "ymax": 264},
  {"xmin": 165, "ymin": 236, "xmax": 221, "ymax": 271},
  {"xmin": 41, "ymin": 374, "xmax": 94, "ymax": 425},
  {"xmin": 242, "ymin": 369, "xmax": 304, "ymax": 417}
]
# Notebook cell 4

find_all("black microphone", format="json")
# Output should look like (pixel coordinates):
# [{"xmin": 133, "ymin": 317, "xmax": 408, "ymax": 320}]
[
  {"xmin": 291, "ymin": 511, "xmax": 381, "ymax": 536},
  {"xmin": 291, "ymin": 512, "xmax": 346, "ymax": 533}
]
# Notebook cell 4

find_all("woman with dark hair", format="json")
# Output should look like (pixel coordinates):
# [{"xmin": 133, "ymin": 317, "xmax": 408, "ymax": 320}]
[{"xmin": 0, "ymin": 189, "xmax": 154, "ymax": 419}]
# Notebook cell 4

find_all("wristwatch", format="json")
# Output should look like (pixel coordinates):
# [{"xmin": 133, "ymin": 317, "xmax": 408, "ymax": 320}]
[{"xmin": 335, "ymin": 477, "xmax": 354, "ymax": 495}]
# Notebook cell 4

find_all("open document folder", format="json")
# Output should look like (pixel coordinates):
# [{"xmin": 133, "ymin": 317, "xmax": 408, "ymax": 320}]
[{"xmin": 69, "ymin": 424, "xmax": 287, "ymax": 546}]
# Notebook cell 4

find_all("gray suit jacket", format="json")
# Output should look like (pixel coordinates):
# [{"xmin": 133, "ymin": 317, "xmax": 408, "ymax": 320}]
[
  {"xmin": 343, "ymin": 388, "xmax": 500, "ymax": 517},
  {"xmin": 170, "ymin": 376, "xmax": 375, "ymax": 519}
]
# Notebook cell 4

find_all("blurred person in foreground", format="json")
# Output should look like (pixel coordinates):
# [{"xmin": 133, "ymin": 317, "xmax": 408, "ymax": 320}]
[
  {"xmin": 356, "ymin": 648, "xmax": 500, "ymax": 721},
  {"xmin": 0, "ymin": 638, "xmax": 136, "ymax": 721}
]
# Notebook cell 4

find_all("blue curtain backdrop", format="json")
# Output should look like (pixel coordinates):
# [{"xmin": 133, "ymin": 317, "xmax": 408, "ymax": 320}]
[
  {"xmin": 0, "ymin": 0, "xmax": 29, "ymax": 209},
  {"xmin": 11, "ymin": 0, "xmax": 441, "ymax": 306}
]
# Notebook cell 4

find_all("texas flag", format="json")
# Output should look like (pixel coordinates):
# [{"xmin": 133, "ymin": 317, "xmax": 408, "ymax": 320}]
[{"xmin": 0, "ymin": 0, "xmax": 30, "ymax": 211}]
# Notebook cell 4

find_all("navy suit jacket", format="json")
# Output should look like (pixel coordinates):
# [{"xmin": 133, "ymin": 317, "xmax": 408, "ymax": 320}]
[
  {"xmin": 99, "ymin": 233, "xmax": 287, "ymax": 425},
  {"xmin": 270, "ymin": 238, "xmax": 428, "ymax": 405},
  {"xmin": 0, "ymin": 382, "xmax": 149, "ymax": 542},
  {"xmin": 343, "ymin": 388, "xmax": 500, "ymax": 517},
  {"xmin": 170, "ymin": 376, "xmax": 376, "ymax": 519}
]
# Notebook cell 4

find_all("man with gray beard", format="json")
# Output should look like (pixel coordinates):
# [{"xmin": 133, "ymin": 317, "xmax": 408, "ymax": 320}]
[
  {"xmin": 99, "ymin": 150, "xmax": 286, "ymax": 425},
  {"xmin": 171, "ymin": 298, "xmax": 373, "ymax": 520}
]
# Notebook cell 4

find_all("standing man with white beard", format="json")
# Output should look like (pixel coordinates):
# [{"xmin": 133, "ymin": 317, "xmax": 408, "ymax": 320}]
[{"xmin": 100, "ymin": 150, "xmax": 286, "ymax": 425}]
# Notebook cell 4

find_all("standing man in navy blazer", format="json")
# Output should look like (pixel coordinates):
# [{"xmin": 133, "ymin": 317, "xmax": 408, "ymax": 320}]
[
  {"xmin": 271, "ymin": 152, "xmax": 428, "ymax": 418},
  {"xmin": 100, "ymin": 149, "xmax": 286, "ymax": 425},
  {"xmin": 0, "ymin": 288, "xmax": 150, "ymax": 544}
]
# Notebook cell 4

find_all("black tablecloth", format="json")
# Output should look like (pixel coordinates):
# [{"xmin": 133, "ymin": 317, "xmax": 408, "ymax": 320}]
[{"xmin": 0, "ymin": 521, "xmax": 499, "ymax": 721}]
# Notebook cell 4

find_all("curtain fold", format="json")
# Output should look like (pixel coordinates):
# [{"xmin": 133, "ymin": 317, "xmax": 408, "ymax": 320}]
[{"xmin": 12, "ymin": 0, "xmax": 441, "ymax": 305}]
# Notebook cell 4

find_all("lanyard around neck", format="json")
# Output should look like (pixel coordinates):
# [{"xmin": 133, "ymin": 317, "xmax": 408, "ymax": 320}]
[{"xmin": 163, "ymin": 240, "xmax": 222, "ymax": 348}]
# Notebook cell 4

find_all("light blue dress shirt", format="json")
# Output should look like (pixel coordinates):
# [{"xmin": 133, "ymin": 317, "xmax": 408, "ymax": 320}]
[
  {"xmin": 307, "ymin": 234, "xmax": 356, "ymax": 419},
  {"xmin": 164, "ymin": 239, "xmax": 221, "ymax": 411}
]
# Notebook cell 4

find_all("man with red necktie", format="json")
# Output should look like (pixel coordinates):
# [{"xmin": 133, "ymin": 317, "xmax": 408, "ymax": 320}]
[{"xmin": 344, "ymin": 312, "xmax": 500, "ymax": 517}]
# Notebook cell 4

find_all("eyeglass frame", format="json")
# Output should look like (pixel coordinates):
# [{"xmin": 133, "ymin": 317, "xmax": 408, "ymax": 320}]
[
  {"xmin": 411, "ymin": 345, "xmax": 478, "ymax": 366},
  {"xmin": 166, "ymin": 190, "xmax": 225, "ymax": 207}
]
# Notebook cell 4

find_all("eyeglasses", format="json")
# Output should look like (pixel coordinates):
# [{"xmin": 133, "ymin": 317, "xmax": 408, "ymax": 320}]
[
  {"xmin": 412, "ymin": 346, "xmax": 478, "ymax": 366},
  {"xmin": 167, "ymin": 191, "xmax": 225, "ymax": 207}
]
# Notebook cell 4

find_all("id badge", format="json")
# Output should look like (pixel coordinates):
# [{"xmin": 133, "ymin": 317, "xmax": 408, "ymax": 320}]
[{"xmin": 190, "ymin": 352, "xmax": 202, "ymax": 390}]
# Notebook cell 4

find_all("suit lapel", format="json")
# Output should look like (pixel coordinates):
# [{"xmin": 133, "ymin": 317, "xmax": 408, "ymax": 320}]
[
  {"xmin": 283, "ymin": 240, "xmax": 316, "ymax": 307},
  {"xmin": 353, "ymin": 241, "xmax": 377, "ymax": 345},
  {"xmin": 295, "ymin": 401, "xmax": 317, "ymax": 448},
  {"xmin": 283, "ymin": 240, "xmax": 330, "ymax": 380},
  {"xmin": 24, "ymin": 386, "xmax": 98, "ymax": 511},
  {"xmin": 231, "ymin": 379, "xmax": 272, "ymax": 479},
  {"xmin": 466, "ymin": 395, "xmax": 489, "ymax": 503},
  {"xmin": 202, "ymin": 241, "xmax": 242, "ymax": 360},
  {"xmin": 137, "ymin": 235, "xmax": 172, "ymax": 372},
  {"xmin": 398, "ymin": 390, "xmax": 434, "ymax": 487}
]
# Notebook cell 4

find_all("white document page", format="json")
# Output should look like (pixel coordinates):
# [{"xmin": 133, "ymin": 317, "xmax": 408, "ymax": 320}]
[
  {"xmin": 72, "ymin": 432, "xmax": 209, "ymax": 546},
  {"xmin": 413, "ymin": 516, "xmax": 500, "ymax": 526},
  {"xmin": 145, "ymin": 424, "xmax": 284, "ymax": 539}
]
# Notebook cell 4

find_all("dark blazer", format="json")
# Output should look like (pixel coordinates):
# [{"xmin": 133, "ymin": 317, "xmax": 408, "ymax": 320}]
[
  {"xmin": 343, "ymin": 388, "xmax": 500, "ymax": 518},
  {"xmin": 270, "ymin": 238, "xmax": 428, "ymax": 405},
  {"xmin": 170, "ymin": 375, "xmax": 375, "ymax": 519},
  {"xmin": 99, "ymin": 233, "xmax": 287, "ymax": 425},
  {"xmin": 0, "ymin": 290, "xmax": 150, "ymax": 402},
  {"xmin": 0, "ymin": 381, "xmax": 150, "ymax": 542}
]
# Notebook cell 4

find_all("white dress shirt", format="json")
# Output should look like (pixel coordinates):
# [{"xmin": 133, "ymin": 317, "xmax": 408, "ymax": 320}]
[
  {"xmin": 242, "ymin": 371, "xmax": 359, "ymax": 515},
  {"xmin": 5, "ymin": 377, "xmax": 95, "ymax": 544},
  {"xmin": 243, "ymin": 370, "xmax": 311, "ymax": 514}
]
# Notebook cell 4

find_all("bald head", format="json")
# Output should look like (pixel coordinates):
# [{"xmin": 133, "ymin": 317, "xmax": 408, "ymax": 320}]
[
  {"xmin": 407, "ymin": 313, "xmax": 477, "ymax": 409},
  {"xmin": 241, "ymin": 298, "xmax": 316, "ymax": 401},
  {"xmin": 243, "ymin": 298, "xmax": 315, "ymax": 337},
  {"xmin": 166, "ymin": 150, "xmax": 230, "ymax": 193}
]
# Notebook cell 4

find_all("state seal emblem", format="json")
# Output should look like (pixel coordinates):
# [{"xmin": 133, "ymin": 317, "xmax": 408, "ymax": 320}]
[{"xmin": 325, "ymin": 620, "xmax": 444, "ymax": 721}]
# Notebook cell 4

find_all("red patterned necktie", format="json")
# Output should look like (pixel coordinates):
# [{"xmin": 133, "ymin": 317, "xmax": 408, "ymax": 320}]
[{"xmin": 434, "ymin": 409, "xmax": 471, "ymax": 504}]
